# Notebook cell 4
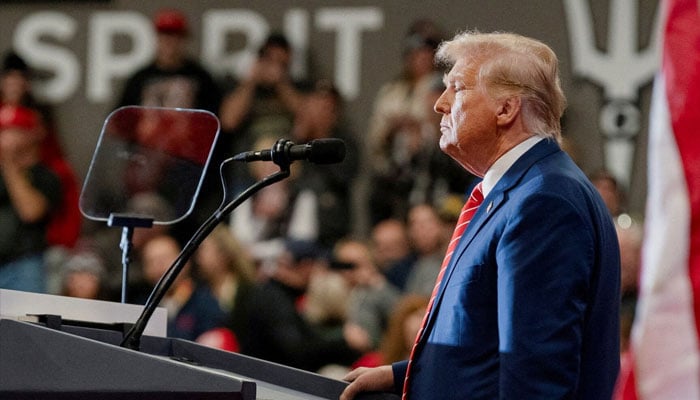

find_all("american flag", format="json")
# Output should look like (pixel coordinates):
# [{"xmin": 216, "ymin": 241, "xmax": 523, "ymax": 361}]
[{"xmin": 617, "ymin": 0, "xmax": 700, "ymax": 398}]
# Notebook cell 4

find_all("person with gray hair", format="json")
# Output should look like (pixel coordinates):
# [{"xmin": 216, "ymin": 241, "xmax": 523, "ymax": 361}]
[
  {"xmin": 342, "ymin": 30, "xmax": 620, "ymax": 400},
  {"xmin": 59, "ymin": 249, "xmax": 107, "ymax": 300}
]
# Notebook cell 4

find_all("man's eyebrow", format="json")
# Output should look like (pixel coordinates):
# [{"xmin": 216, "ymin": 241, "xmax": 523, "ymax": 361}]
[{"xmin": 444, "ymin": 72, "xmax": 470, "ymax": 87}]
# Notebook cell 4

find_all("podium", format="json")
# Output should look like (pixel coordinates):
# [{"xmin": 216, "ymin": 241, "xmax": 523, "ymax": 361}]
[
  {"xmin": 0, "ymin": 288, "xmax": 167, "ymax": 336},
  {"xmin": 0, "ymin": 291, "xmax": 399, "ymax": 400}
]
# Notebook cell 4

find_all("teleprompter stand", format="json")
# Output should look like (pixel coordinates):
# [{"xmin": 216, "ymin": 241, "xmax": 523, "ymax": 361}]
[{"xmin": 107, "ymin": 213, "xmax": 153, "ymax": 303}]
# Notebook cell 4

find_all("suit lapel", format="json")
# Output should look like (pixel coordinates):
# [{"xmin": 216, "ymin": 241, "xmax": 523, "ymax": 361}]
[{"xmin": 418, "ymin": 139, "xmax": 562, "ymax": 344}]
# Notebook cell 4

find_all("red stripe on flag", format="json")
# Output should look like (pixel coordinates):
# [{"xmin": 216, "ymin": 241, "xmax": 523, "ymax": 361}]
[{"xmin": 663, "ymin": 0, "xmax": 700, "ymax": 345}]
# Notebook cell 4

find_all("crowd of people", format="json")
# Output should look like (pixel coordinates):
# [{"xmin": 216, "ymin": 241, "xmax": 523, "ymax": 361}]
[{"xmin": 0, "ymin": 8, "xmax": 641, "ymax": 390}]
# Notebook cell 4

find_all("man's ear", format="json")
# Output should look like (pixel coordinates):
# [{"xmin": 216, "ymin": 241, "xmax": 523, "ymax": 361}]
[{"xmin": 495, "ymin": 96, "xmax": 521, "ymax": 127}]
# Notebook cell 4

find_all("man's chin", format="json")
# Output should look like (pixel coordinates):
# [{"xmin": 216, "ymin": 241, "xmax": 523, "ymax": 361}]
[{"xmin": 439, "ymin": 137, "xmax": 455, "ymax": 154}]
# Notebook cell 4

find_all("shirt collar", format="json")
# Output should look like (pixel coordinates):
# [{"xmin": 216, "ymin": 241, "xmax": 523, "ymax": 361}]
[{"xmin": 482, "ymin": 136, "xmax": 543, "ymax": 198}]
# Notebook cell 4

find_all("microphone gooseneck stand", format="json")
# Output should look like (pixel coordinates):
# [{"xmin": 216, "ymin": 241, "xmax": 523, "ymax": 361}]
[{"xmin": 120, "ymin": 139, "xmax": 294, "ymax": 351}]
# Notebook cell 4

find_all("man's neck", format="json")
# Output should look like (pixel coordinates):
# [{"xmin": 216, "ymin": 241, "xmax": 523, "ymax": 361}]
[{"xmin": 482, "ymin": 136, "xmax": 543, "ymax": 197}]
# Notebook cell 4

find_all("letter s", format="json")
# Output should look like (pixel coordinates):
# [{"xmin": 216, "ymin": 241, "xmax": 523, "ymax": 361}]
[{"xmin": 13, "ymin": 11, "xmax": 80, "ymax": 102}]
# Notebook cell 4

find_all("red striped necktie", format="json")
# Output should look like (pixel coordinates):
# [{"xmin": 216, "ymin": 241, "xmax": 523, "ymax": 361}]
[{"xmin": 401, "ymin": 182, "xmax": 484, "ymax": 399}]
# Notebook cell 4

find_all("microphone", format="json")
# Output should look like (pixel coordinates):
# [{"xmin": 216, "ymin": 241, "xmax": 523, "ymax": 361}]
[{"xmin": 233, "ymin": 138, "xmax": 346, "ymax": 165}]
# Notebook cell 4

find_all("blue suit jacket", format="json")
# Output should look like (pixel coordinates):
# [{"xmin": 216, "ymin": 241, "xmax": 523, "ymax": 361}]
[{"xmin": 393, "ymin": 139, "xmax": 620, "ymax": 399}]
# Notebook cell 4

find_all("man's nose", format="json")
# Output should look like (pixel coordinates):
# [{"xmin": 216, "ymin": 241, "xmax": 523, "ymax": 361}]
[{"xmin": 434, "ymin": 91, "xmax": 449, "ymax": 114}]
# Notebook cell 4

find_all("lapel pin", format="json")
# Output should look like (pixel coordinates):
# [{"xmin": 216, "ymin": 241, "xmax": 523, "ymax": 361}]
[{"xmin": 486, "ymin": 201, "xmax": 493, "ymax": 213}]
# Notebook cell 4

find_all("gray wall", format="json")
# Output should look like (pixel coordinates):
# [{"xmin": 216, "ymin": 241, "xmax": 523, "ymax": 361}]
[{"xmin": 0, "ymin": 0, "xmax": 659, "ymax": 219}]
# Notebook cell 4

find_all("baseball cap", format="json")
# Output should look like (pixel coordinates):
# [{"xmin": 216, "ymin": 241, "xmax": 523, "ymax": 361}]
[
  {"xmin": 285, "ymin": 239, "xmax": 328, "ymax": 263},
  {"xmin": 153, "ymin": 9, "xmax": 189, "ymax": 36},
  {"xmin": 2, "ymin": 51, "xmax": 30, "ymax": 76}
]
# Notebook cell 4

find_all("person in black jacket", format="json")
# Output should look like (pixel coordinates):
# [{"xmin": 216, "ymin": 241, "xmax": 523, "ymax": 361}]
[
  {"xmin": 0, "ymin": 106, "xmax": 61, "ymax": 293},
  {"xmin": 116, "ymin": 8, "xmax": 221, "ymax": 113},
  {"xmin": 115, "ymin": 8, "xmax": 223, "ymax": 245},
  {"xmin": 290, "ymin": 80, "xmax": 360, "ymax": 248}
]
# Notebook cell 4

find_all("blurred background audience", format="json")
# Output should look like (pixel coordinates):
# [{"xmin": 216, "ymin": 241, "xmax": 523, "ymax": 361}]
[
  {"xmin": 242, "ymin": 239, "xmax": 362, "ymax": 371},
  {"xmin": 138, "ymin": 233, "xmax": 228, "ymax": 343},
  {"xmin": 290, "ymin": 80, "xmax": 360, "ymax": 248},
  {"xmin": 219, "ymin": 33, "xmax": 303, "ymax": 159},
  {"xmin": 365, "ymin": 20, "xmax": 444, "ymax": 225}
]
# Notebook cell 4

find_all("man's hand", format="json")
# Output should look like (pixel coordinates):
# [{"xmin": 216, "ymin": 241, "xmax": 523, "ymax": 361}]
[{"xmin": 340, "ymin": 365, "xmax": 394, "ymax": 400}]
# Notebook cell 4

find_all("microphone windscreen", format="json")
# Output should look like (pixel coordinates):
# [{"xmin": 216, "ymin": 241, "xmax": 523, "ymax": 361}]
[{"xmin": 309, "ymin": 138, "xmax": 346, "ymax": 164}]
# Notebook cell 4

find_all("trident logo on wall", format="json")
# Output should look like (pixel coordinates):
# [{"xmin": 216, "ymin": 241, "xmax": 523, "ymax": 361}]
[{"xmin": 563, "ymin": 0, "xmax": 661, "ymax": 188}]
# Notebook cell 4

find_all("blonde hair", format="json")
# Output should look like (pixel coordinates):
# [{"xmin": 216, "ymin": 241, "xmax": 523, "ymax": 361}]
[
  {"xmin": 207, "ymin": 225, "xmax": 256, "ymax": 285},
  {"xmin": 436, "ymin": 31, "xmax": 566, "ymax": 141}
]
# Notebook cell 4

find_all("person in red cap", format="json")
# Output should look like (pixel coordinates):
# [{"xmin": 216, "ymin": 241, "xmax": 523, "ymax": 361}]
[
  {"xmin": 116, "ymin": 8, "xmax": 221, "ymax": 113},
  {"xmin": 1, "ymin": 50, "xmax": 83, "ymax": 251},
  {"xmin": 115, "ymin": 8, "xmax": 222, "ymax": 246},
  {"xmin": 0, "ymin": 105, "xmax": 62, "ymax": 293}
]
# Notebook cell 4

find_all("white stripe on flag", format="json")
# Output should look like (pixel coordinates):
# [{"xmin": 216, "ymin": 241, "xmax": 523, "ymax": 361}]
[{"xmin": 632, "ymin": 74, "xmax": 700, "ymax": 399}]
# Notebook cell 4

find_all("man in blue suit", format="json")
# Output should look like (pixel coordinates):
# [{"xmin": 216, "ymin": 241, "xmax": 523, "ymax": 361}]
[{"xmin": 341, "ymin": 31, "xmax": 620, "ymax": 399}]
